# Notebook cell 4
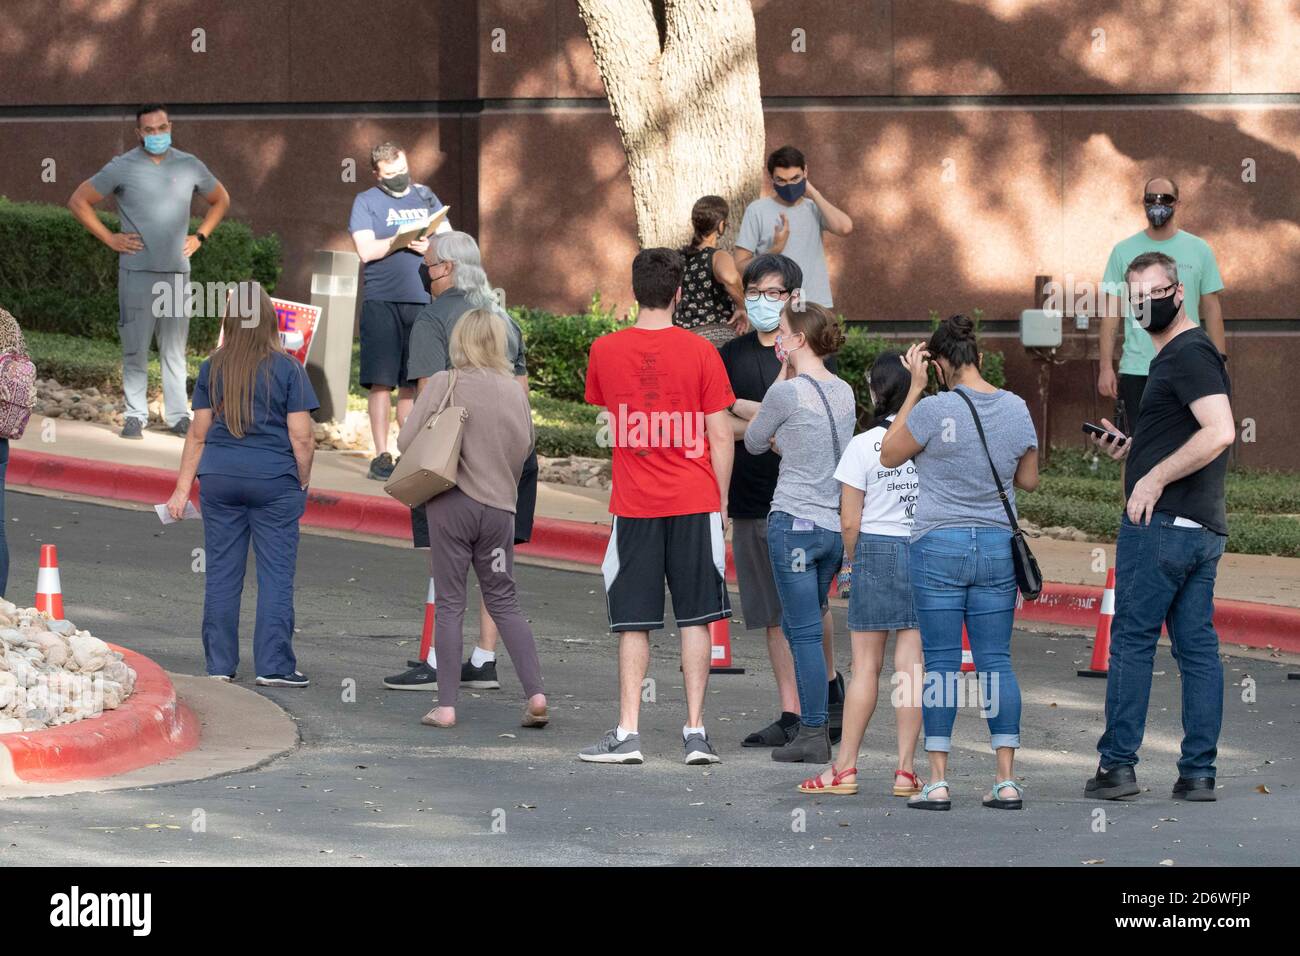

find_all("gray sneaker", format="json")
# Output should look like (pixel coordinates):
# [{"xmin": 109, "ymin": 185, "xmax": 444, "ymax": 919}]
[
  {"xmin": 578, "ymin": 729, "xmax": 643, "ymax": 764},
  {"xmin": 120, "ymin": 418, "xmax": 144, "ymax": 440},
  {"xmin": 684, "ymin": 732, "xmax": 721, "ymax": 766}
]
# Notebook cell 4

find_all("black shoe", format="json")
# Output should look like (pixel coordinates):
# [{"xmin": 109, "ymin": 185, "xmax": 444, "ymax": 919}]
[
  {"xmin": 742, "ymin": 714, "xmax": 799, "ymax": 747},
  {"xmin": 368, "ymin": 452, "xmax": 395, "ymax": 480},
  {"xmin": 771, "ymin": 722, "xmax": 832, "ymax": 763},
  {"xmin": 256, "ymin": 671, "xmax": 310, "ymax": 688},
  {"xmin": 1085, "ymin": 764, "xmax": 1140, "ymax": 800},
  {"xmin": 170, "ymin": 417, "xmax": 191, "ymax": 437},
  {"xmin": 1171, "ymin": 776, "xmax": 1216, "ymax": 802},
  {"xmin": 827, "ymin": 672, "xmax": 845, "ymax": 744},
  {"xmin": 384, "ymin": 662, "xmax": 437, "ymax": 690},
  {"xmin": 120, "ymin": 418, "xmax": 144, "ymax": 440},
  {"xmin": 461, "ymin": 658, "xmax": 500, "ymax": 689}
]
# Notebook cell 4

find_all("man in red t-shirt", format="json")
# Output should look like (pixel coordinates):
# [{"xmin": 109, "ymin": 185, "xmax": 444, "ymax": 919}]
[{"xmin": 578, "ymin": 248, "xmax": 736, "ymax": 767}]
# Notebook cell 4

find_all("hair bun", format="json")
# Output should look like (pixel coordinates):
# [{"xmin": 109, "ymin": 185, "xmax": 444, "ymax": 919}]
[{"xmin": 946, "ymin": 313, "xmax": 976, "ymax": 340}]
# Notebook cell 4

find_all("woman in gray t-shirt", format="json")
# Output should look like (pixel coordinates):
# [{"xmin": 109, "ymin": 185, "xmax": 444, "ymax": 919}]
[
  {"xmin": 744, "ymin": 303, "xmax": 856, "ymax": 765},
  {"xmin": 880, "ymin": 314, "xmax": 1039, "ymax": 812}
]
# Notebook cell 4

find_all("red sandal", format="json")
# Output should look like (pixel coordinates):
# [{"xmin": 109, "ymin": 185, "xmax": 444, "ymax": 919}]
[
  {"xmin": 893, "ymin": 770, "xmax": 923, "ymax": 797},
  {"xmin": 797, "ymin": 766, "xmax": 859, "ymax": 795}
]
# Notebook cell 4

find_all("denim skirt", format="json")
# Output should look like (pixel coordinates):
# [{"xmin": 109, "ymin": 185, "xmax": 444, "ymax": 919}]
[{"xmin": 847, "ymin": 533, "xmax": 918, "ymax": 631}]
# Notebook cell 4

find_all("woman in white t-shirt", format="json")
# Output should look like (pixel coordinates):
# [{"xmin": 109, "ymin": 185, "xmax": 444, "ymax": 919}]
[{"xmin": 798, "ymin": 351, "xmax": 924, "ymax": 798}]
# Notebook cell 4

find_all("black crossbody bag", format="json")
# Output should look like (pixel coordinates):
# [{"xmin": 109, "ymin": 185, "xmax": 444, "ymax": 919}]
[{"xmin": 953, "ymin": 389, "xmax": 1043, "ymax": 600}]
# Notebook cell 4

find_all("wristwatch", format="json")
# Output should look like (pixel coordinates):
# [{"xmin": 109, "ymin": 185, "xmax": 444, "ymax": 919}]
[{"xmin": 195, "ymin": 231, "xmax": 207, "ymax": 245}]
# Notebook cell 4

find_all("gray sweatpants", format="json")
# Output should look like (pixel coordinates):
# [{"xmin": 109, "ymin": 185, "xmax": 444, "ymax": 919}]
[
  {"xmin": 425, "ymin": 487, "xmax": 545, "ymax": 709},
  {"xmin": 118, "ymin": 268, "xmax": 191, "ymax": 426}
]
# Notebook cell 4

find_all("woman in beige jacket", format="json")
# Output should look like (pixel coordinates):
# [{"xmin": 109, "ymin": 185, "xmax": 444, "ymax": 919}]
[{"xmin": 397, "ymin": 308, "xmax": 547, "ymax": 730}]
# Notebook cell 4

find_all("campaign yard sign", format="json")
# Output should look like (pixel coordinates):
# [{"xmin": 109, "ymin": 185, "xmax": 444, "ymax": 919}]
[
  {"xmin": 273, "ymin": 298, "xmax": 320, "ymax": 365},
  {"xmin": 215, "ymin": 297, "xmax": 320, "ymax": 365}
]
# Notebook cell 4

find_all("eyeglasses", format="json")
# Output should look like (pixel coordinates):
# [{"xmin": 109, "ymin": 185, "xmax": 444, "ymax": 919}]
[
  {"xmin": 1128, "ymin": 282, "xmax": 1178, "ymax": 308},
  {"xmin": 744, "ymin": 288, "xmax": 789, "ymax": 302},
  {"xmin": 1143, "ymin": 193, "xmax": 1177, "ymax": 205}
]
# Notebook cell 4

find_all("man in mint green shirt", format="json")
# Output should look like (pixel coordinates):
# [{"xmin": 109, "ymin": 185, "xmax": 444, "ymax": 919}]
[{"xmin": 1097, "ymin": 177, "xmax": 1226, "ymax": 431}]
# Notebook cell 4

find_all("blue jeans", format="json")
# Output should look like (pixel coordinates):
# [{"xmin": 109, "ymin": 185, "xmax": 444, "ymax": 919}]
[
  {"xmin": 767, "ymin": 511, "xmax": 842, "ymax": 727},
  {"xmin": 1098, "ymin": 513, "xmax": 1226, "ymax": 778},
  {"xmin": 909, "ymin": 527, "xmax": 1021, "ymax": 752},
  {"xmin": 199, "ymin": 472, "xmax": 307, "ymax": 678}
]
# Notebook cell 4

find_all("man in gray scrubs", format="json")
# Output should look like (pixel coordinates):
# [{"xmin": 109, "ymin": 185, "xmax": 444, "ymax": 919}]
[{"xmin": 68, "ymin": 104, "xmax": 230, "ymax": 438}]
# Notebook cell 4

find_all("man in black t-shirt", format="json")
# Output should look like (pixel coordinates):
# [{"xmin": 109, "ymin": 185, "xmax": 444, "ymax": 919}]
[
  {"xmin": 720, "ymin": 254, "xmax": 845, "ymax": 748},
  {"xmin": 1084, "ymin": 251, "xmax": 1236, "ymax": 805}
]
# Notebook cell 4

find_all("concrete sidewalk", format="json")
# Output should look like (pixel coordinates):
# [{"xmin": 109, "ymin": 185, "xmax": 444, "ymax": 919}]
[{"xmin": 15, "ymin": 415, "xmax": 1300, "ymax": 610}]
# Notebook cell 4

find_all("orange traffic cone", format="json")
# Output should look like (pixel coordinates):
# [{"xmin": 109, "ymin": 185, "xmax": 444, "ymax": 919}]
[
  {"xmin": 35, "ymin": 544, "xmax": 64, "ymax": 619},
  {"xmin": 416, "ymin": 577, "xmax": 436, "ymax": 664},
  {"xmin": 708, "ymin": 617, "xmax": 744, "ymax": 674},
  {"xmin": 1078, "ymin": 567, "xmax": 1116, "ymax": 678},
  {"xmin": 960, "ymin": 624, "xmax": 975, "ymax": 673}
]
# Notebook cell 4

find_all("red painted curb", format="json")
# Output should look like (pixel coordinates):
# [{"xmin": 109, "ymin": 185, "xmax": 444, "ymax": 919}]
[
  {"xmin": 9, "ymin": 448, "xmax": 1298, "ymax": 655},
  {"xmin": 0, "ymin": 645, "xmax": 200, "ymax": 784}
]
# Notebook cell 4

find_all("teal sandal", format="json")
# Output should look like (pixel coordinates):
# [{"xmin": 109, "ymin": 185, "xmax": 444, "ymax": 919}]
[
  {"xmin": 983, "ymin": 779, "xmax": 1023, "ymax": 810},
  {"xmin": 907, "ymin": 780, "xmax": 952, "ymax": 811}
]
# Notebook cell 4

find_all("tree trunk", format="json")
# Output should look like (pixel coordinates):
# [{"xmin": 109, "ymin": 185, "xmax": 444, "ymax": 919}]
[{"xmin": 577, "ymin": 0, "xmax": 765, "ymax": 251}]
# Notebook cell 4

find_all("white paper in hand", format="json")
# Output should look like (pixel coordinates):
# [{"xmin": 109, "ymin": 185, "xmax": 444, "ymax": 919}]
[{"xmin": 155, "ymin": 502, "xmax": 200, "ymax": 524}]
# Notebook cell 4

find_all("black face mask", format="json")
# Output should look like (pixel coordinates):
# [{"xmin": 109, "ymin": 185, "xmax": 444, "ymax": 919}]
[
  {"xmin": 380, "ymin": 173, "xmax": 411, "ymax": 194},
  {"xmin": 1138, "ymin": 291, "xmax": 1183, "ymax": 334}
]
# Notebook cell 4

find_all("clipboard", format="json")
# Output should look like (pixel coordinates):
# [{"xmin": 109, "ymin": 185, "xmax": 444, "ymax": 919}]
[{"xmin": 386, "ymin": 204, "xmax": 451, "ymax": 254}]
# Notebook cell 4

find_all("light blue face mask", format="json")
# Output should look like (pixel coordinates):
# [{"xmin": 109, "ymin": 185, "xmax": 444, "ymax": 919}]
[
  {"xmin": 142, "ymin": 132, "xmax": 172, "ymax": 155},
  {"xmin": 746, "ymin": 296, "xmax": 783, "ymax": 332}
]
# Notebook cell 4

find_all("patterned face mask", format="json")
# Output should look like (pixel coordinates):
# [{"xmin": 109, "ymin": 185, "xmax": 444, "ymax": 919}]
[
  {"xmin": 774, "ymin": 333, "xmax": 801, "ymax": 364},
  {"xmin": 1145, "ymin": 203, "xmax": 1174, "ymax": 228}
]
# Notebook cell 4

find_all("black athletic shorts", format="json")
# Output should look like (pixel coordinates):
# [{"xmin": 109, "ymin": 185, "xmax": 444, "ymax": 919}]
[
  {"xmin": 410, "ymin": 451, "xmax": 540, "ymax": 547},
  {"xmin": 359, "ymin": 300, "xmax": 422, "ymax": 390},
  {"xmin": 1116, "ymin": 373, "xmax": 1147, "ymax": 435},
  {"xmin": 601, "ymin": 512, "xmax": 731, "ymax": 632}
]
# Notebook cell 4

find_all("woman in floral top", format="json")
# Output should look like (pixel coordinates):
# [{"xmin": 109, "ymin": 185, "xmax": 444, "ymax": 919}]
[{"xmin": 673, "ymin": 195, "xmax": 747, "ymax": 347}]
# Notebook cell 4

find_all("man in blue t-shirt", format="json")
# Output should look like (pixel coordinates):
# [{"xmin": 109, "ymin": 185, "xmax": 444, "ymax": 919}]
[{"xmin": 349, "ymin": 142, "xmax": 452, "ymax": 480}]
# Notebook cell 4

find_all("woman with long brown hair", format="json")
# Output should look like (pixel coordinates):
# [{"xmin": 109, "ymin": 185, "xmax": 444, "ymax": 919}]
[{"xmin": 167, "ymin": 282, "xmax": 319, "ymax": 686}]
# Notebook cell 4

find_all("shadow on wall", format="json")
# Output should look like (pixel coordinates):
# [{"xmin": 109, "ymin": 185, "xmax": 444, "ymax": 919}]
[{"xmin": 478, "ymin": 0, "xmax": 1299, "ymax": 320}]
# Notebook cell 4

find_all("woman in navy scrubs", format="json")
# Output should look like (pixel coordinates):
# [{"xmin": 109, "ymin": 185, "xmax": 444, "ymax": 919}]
[{"xmin": 168, "ymin": 283, "xmax": 318, "ymax": 686}]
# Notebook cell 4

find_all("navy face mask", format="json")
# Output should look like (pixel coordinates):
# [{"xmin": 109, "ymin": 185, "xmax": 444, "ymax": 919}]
[{"xmin": 774, "ymin": 179, "xmax": 806, "ymax": 203}]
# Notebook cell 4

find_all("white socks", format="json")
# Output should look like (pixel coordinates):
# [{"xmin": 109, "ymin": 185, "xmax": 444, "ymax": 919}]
[
  {"xmin": 615, "ymin": 725, "xmax": 636, "ymax": 741},
  {"xmin": 683, "ymin": 725, "xmax": 705, "ymax": 740},
  {"xmin": 426, "ymin": 647, "xmax": 496, "ymax": 670}
]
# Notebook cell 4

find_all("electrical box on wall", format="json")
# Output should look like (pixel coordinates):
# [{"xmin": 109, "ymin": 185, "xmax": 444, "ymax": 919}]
[{"xmin": 1020, "ymin": 309, "xmax": 1063, "ymax": 348}]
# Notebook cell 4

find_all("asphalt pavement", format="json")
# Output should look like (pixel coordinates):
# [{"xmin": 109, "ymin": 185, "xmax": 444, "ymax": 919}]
[{"xmin": 1, "ymin": 490, "xmax": 1296, "ymax": 867}]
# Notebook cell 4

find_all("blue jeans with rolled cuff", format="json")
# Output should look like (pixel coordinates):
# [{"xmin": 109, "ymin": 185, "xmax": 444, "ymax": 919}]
[
  {"xmin": 199, "ymin": 472, "xmax": 307, "ymax": 678},
  {"xmin": 1098, "ymin": 513, "xmax": 1226, "ymax": 779},
  {"xmin": 766, "ymin": 510, "xmax": 842, "ymax": 728},
  {"xmin": 909, "ymin": 527, "xmax": 1021, "ymax": 753}
]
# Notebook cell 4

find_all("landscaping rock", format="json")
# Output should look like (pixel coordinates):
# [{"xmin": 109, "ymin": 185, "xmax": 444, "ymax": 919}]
[{"xmin": 0, "ymin": 600, "xmax": 137, "ymax": 733}]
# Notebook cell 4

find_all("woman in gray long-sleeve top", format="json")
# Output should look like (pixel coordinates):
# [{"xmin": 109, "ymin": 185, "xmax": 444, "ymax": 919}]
[{"xmin": 743, "ymin": 303, "xmax": 856, "ymax": 764}]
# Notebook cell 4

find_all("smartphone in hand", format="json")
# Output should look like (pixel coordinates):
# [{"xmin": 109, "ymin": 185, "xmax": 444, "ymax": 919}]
[{"xmin": 1082, "ymin": 422, "xmax": 1127, "ymax": 446}]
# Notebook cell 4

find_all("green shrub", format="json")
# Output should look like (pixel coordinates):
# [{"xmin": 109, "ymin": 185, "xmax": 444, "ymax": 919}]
[
  {"xmin": 511, "ymin": 297, "xmax": 626, "ymax": 403},
  {"xmin": 0, "ymin": 197, "xmax": 280, "ymax": 351},
  {"xmin": 531, "ymin": 393, "xmax": 608, "ymax": 458}
]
